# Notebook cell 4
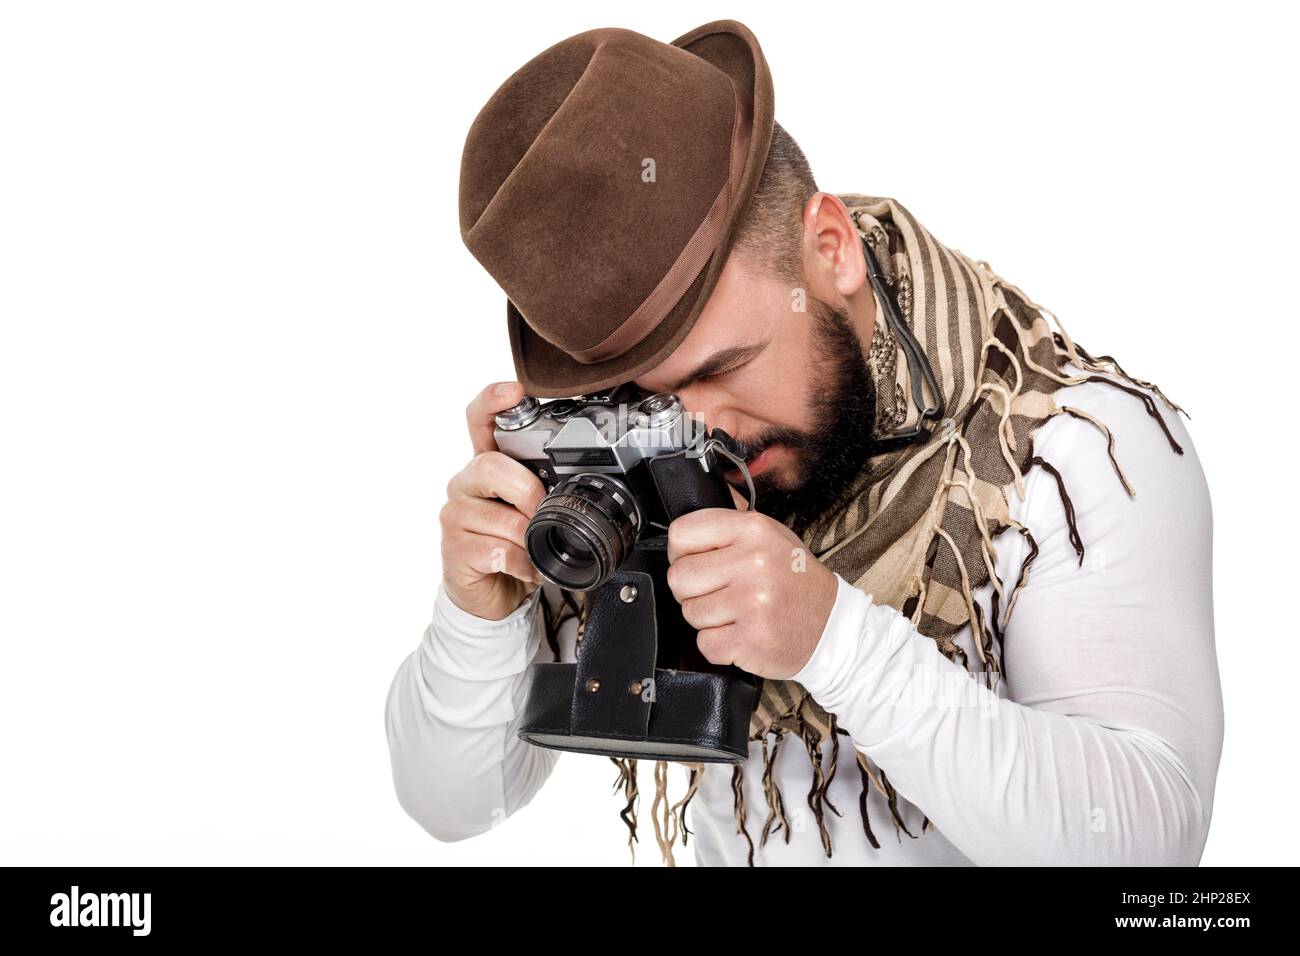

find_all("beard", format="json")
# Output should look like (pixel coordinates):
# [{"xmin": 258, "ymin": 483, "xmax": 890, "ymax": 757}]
[{"xmin": 729, "ymin": 296, "xmax": 879, "ymax": 537}]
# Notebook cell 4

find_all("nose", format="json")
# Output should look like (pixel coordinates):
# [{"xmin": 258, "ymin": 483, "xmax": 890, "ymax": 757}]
[{"xmin": 676, "ymin": 388, "xmax": 740, "ymax": 444}]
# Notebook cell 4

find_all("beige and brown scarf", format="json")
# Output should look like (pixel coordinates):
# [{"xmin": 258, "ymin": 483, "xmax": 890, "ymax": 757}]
[{"xmin": 541, "ymin": 195, "xmax": 1187, "ymax": 866}]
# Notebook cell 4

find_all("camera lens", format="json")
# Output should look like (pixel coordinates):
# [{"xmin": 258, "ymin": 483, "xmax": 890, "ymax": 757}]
[
  {"xmin": 547, "ymin": 524, "xmax": 594, "ymax": 562},
  {"xmin": 525, "ymin": 474, "xmax": 640, "ymax": 591}
]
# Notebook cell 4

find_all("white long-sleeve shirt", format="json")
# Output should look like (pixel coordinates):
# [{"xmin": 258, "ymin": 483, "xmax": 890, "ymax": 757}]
[{"xmin": 384, "ymin": 367, "xmax": 1223, "ymax": 865}]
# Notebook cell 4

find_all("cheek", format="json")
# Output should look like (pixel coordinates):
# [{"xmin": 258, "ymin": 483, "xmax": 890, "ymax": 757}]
[{"xmin": 742, "ymin": 323, "xmax": 817, "ymax": 425}]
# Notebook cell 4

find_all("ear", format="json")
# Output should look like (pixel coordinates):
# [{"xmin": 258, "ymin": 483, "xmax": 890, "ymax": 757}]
[{"xmin": 803, "ymin": 192, "xmax": 868, "ymax": 299}]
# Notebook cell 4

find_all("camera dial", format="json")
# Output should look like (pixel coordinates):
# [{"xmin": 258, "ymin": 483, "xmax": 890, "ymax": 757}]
[
  {"xmin": 494, "ymin": 396, "xmax": 541, "ymax": 431},
  {"xmin": 547, "ymin": 399, "xmax": 579, "ymax": 420},
  {"xmin": 632, "ymin": 393, "xmax": 682, "ymax": 429}
]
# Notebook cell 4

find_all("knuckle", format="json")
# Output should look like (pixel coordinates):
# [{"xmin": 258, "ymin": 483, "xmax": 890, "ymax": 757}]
[
  {"xmin": 474, "ymin": 450, "xmax": 507, "ymax": 485},
  {"xmin": 442, "ymin": 528, "xmax": 466, "ymax": 560}
]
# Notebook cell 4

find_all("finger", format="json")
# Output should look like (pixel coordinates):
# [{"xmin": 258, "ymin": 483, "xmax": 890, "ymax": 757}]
[
  {"xmin": 695, "ymin": 624, "xmax": 739, "ymax": 667},
  {"xmin": 443, "ymin": 496, "xmax": 531, "ymax": 550},
  {"xmin": 679, "ymin": 588, "xmax": 738, "ymax": 632},
  {"xmin": 667, "ymin": 507, "xmax": 752, "ymax": 563},
  {"xmin": 448, "ymin": 451, "xmax": 546, "ymax": 518},
  {"xmin": 453, "ymin": 530, "xmax": 541, "ymax": 584},
  {"xmin": 665, "ymin": 549, "xmax": 734, "ymax": 602},
  {"xmin": 466, "ymin": 381, "xmax": 526, "ymax": 455}
]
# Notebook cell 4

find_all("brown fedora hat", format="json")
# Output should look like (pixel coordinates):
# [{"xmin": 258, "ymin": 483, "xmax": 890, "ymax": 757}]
[{"xmin": 458, "ymin": 19, "xmax": 774, "ymax": 397}]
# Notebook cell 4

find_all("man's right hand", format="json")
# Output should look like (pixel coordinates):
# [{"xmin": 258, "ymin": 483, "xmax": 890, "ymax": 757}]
[{"xmin": 440, "ymin": 381, "xmax": 548, "ymax": 620}]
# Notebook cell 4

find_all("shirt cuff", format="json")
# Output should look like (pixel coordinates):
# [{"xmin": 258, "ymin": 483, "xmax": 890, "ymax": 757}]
[
  {"xmin": 425, "ymin": 581, "xmax": 547, "ymax": 683},
  {"xmin": 790, "ymin": 573, "xmax": 876, "ymax": 698},
  {"xmin": 434, "ymin": 580, "xmax": 542, "ymax": 639}
]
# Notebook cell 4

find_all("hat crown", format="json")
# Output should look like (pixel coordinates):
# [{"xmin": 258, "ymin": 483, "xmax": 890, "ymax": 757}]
[{"xmin": 459, "ymin": 28, "xmax": 744, "ymax": 354}]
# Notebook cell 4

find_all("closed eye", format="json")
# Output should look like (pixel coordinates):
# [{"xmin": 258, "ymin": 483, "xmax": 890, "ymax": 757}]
[
  {"xmin": 701, "ymin": 362, "xmax": 742, "ymax": 381},
  {"xmin": 664, "ymin": 339, "xmax": 770, "ymax": 393}
]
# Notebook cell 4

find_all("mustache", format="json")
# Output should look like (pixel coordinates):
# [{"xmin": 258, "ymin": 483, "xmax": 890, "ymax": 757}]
[{"xmin": 730, "ymin": 425, "xmax": 816, "ymax": 462}]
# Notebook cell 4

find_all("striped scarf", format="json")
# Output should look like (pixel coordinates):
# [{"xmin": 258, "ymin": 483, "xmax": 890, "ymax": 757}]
[{"xmin": 542, "ymin": 195, "xmax": 1186, "ymax": 866}]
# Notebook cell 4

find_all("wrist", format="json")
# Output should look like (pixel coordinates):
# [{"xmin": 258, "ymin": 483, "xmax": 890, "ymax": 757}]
[
  {"xmin": 437, "ymin": 579, "xmax": 541, "ymax": 635},
  {"xmin": 790, "ymin": 573, "xmax": 875, "ymax": 698}
]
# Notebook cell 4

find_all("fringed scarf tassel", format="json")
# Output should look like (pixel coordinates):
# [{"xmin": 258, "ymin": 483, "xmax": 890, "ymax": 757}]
[
  {"xmin": 610, "ymin": 756, "xmax": 639, "ymax": 864},
  {"xmin": 759, "ymin": 730, "xmax": 791, "ymax": 847},
  {"xmin": 1057, "ymin": 334, "xmax": 1188, "ymax": 420}
]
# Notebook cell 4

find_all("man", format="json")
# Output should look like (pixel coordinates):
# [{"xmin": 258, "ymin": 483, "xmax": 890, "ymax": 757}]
[{"xmin": 384, "ymin": 20, "xmax": 1223, "ymax": 865}]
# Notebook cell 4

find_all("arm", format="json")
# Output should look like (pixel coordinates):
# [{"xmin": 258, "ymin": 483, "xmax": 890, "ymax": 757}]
[
  {"xmin": 386, "ymin": 379, "xmax": 566, "ymax": 842},
  {"xmin": 384, "ymin": 581, "xmax": 575, "ymax": 842},
  {"xmin": 792, "ymin": 382, "xmax": 1224, "ymax": 865}
]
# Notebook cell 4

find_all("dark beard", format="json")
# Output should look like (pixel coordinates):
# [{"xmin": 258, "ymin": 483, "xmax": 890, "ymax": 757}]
[{"xmin": 729, "ymin": 297, "xmax": 879, "ymax": 537}]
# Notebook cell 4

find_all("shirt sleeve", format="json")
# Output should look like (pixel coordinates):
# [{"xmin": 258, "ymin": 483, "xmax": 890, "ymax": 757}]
[
  {"xmin": 791, "ymin": 379, "xmax": 1224, "ymax": 866},
  {"xmin": 383, "ymin": 580, "xmax": 573, "ymax": 842}
]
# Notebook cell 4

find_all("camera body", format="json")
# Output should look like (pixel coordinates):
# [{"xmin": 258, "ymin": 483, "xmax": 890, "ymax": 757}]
[
  {"xmin": 493, "ymin": 390, "xmax": 758, "ymax": 764},
  {"xmin": 494, "ymin": 391, "xmax": 735, "ymax": 591}
]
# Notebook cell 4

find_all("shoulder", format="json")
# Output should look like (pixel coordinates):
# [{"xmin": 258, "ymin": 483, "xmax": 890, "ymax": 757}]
[
  {"xmin": 993, "ymin": 363, "xmax": 1222, "ymax": 804},
  {"xmin": 1011, "ymin": 362, "xmax": 1211, "ymax": 578}
]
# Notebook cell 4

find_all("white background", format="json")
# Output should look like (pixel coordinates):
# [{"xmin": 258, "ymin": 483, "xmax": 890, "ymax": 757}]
[{"xmin": 1, "ymin": 1, "xmax": 1295, "ymax": 866}]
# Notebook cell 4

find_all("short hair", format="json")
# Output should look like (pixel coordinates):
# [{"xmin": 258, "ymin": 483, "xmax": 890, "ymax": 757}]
[{"xmin": 730, "ymin": 121, "xmax": 818, "ymax": 287}]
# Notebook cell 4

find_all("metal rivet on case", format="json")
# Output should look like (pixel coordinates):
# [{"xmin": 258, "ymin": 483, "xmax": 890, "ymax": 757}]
[
  {"xmin": 629, "ymin": 680, "xmax": 643, "ymax": 696},
  {"xmin": 619, "ymin": 584, "xmax": 638, "ymax": 603},
  {"xmin": 585, "ymin": 678, "xmax": 601, "ymax": 693}
]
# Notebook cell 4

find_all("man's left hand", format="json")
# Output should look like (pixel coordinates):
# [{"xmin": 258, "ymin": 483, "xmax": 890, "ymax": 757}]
[{"xmin": 665, "ymin": 505, "xmax": 839, "ymax": 680}]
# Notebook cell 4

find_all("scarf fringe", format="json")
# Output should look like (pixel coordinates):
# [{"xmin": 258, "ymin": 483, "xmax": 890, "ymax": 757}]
[
  {"xmin": 1059, "ymin": 334, "xmax": 1188, "ymax": 420},
  {"xmin": 1050, "ymin": 406, "xmax": 1136, "ymax": 496},
  {"xmin": 731, "ymin": 762, "xmax": 755, "ymax": 866},
  {"xmin": 608, "ymin": 723, "xmax": 918, "ymax": 867},
  {"xmin": 1001, "ymin": 519, "xmax": 1039, "ymax": 627},
  {"xmin": 1081, "ymin": 375, "xmax": 1185, "ymax": 455},
  {"xmin": 799, "ymin": 707, "xmax": 843, "ymax": 858},
  {"xmin": 610, "ymin": 757, "xmax": 639, "ymax": 864},
  {"xmin": 952, "ymin": 434, "xmax": 1005, "ymax": 594},
  {"xmin": 759, "ymin": 730, "xmax": 791, "ymax": 847}
]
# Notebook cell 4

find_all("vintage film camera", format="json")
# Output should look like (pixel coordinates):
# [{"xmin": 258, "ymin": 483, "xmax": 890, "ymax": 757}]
[{"xmin": 494, "ymin": 391, "xmax": 759, "ymax": 763}]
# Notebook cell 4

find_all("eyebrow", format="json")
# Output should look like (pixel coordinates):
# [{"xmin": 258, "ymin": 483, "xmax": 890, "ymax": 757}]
[{"xmin": 659, "ymin": 340, "xmax": 771, "ymax": 393}]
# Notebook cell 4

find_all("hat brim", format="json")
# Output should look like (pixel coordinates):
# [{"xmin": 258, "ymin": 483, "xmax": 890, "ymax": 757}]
[{"xmin": 506, "ymin": 19, "xmax": 775, "ymax": 397}]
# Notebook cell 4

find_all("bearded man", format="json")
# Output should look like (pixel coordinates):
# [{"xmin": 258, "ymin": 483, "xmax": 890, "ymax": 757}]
[{"xmin": 384, "ymin": 20, "xmax": 1223, "ymax": 866}]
